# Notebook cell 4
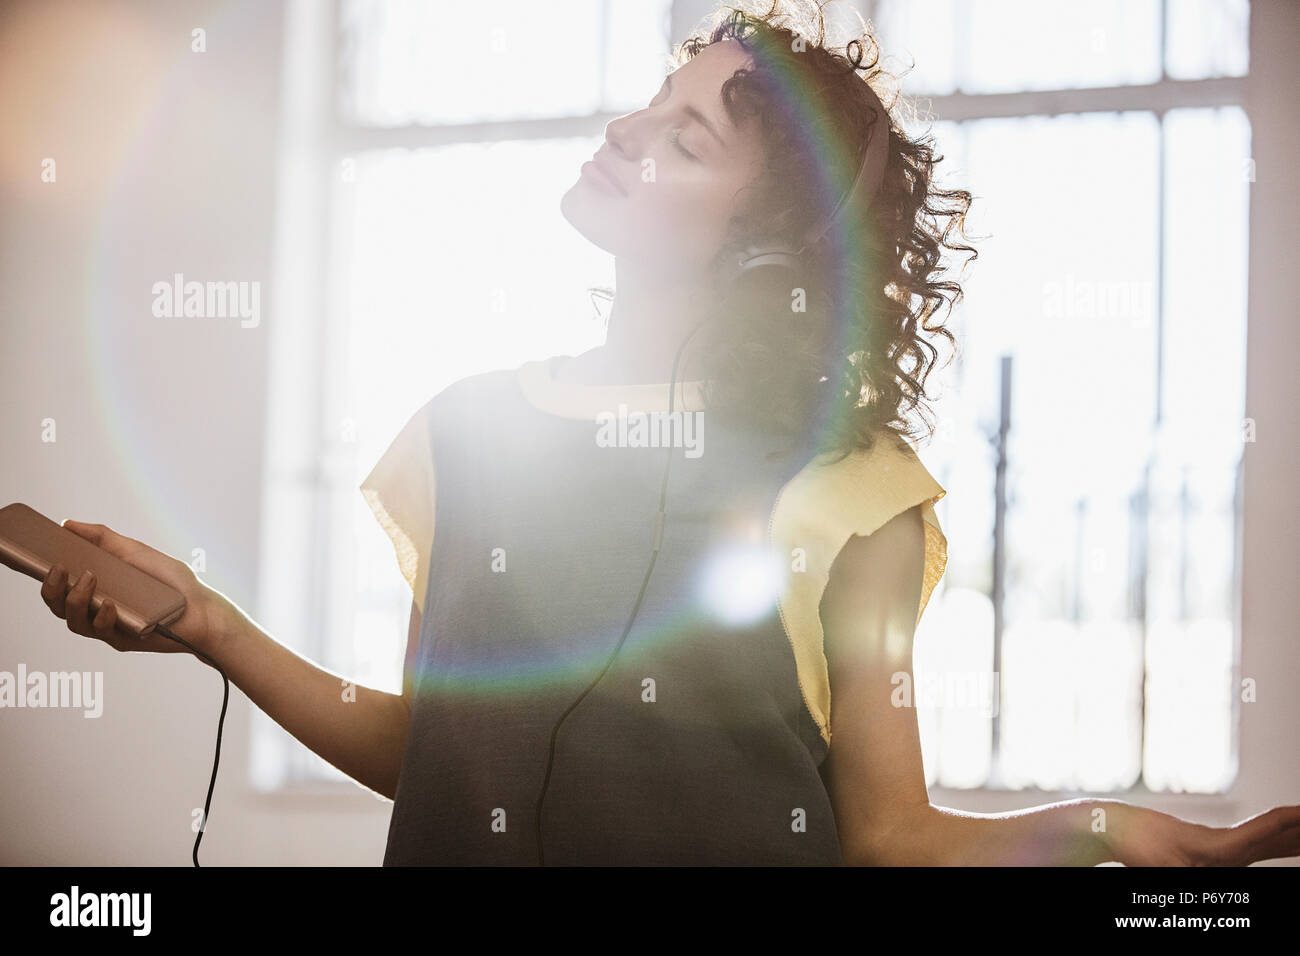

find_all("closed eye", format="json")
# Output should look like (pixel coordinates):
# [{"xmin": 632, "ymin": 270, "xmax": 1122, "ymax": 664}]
[
  {"xmin": 671, "ymin": 129, "xmax": 700, "ymax": 162},
  {"xmin": 651, "ymin": 76, "xmax": 706, "ymax": 163}
]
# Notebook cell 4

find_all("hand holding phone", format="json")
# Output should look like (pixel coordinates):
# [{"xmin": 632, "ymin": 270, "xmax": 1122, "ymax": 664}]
[
  {"xmin": 0, "ymin": 502, "xmax": 230, "ymax": 658},
  {"xmin": 2, "ymin": 503, "xmax": 241, "ymax": 865}
]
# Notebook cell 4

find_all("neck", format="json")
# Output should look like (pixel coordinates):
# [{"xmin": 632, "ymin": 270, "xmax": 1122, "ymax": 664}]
[{"xmin": 570, "ymin": 258, "xmax": 718, "ymax": 386}]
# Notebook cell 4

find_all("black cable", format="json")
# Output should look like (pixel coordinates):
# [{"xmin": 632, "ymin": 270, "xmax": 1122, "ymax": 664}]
[
  {"xmin": 533, "ymin": 319, "xmax": 711, "ymax": 866},
  {"xmin": 154, "ymin": 622, "xmax": 229, "ymax": 868}
]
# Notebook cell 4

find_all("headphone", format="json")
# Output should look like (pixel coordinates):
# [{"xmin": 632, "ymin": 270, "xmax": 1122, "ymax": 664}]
[
  {"xmin": 532, "ymin": 80, "xmax": 891, "ymax": 866},
  {"xmin": 710, "ymin": 87, "xmax": 892, "ymax": 297}
]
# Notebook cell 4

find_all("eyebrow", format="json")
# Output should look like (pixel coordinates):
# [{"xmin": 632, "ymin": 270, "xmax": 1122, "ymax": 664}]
[{"xmin": 663, "ymin": 72, "xmax": 729, "ymax": 147}]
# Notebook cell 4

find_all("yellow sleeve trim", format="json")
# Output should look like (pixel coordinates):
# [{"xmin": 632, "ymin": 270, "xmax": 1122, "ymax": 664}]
[
  {"xmin": 769, "ymin": 434, "xmax": 948, "ymax": 749},
  {"xmin": 359, "ymin": 402, "xmax": 437, "ymax": 615}
]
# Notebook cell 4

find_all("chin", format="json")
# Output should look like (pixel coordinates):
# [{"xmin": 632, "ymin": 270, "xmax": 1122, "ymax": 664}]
[{"xmin": 559, "ymin": 182, "xmax": 622, "ymax": 255}]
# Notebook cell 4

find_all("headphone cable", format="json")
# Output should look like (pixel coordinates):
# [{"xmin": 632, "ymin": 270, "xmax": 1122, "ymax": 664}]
[
  {"xmin": 533, "ymin": 318, "xmax": 710, "ymax": 866},
  {"xmin": 154, "ymin": 622, "xmax": 229, "ymax": 868}
]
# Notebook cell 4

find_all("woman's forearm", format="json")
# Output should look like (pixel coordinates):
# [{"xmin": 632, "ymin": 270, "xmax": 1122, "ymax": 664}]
[
  {"xmin": 867, "ymin": 798, "xmax": 1123, "ymax": 866},
  {"xmin": 204, "ymin": 606, "xmax": 411, "ymax": 800}
]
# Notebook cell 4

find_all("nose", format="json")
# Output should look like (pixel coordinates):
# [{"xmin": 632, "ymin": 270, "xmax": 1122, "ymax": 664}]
[
  {"xmin": 602, "ymin": 127, "xmax": 625, "ymax": 162},
  {"xmin": 603, "ymin": 112, "xmax": 641, "ymax": 162}
]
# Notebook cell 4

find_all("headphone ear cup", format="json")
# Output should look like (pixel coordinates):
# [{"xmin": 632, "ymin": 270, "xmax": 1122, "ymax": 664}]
[{"xmin": 713, "ymin": 241, "xmax": 803, "ymax": 302}]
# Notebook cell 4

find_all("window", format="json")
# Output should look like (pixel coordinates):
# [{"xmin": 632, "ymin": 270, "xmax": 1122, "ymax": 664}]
[
  {"xmin": 873, "ymin": 0, "xmax": 1251, "ymax": 793},
  {"xmin": 257, "ymin": 0, "xmax": 1250, "ymax": 796}
]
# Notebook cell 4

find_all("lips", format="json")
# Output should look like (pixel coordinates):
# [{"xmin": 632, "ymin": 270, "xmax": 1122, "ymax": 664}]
[{"xmin": 584, "ymin": 152, "xmax": 626, "ymax": 195}]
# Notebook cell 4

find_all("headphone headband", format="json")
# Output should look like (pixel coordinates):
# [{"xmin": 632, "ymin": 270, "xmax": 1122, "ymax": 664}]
[
  {"xmin": 710, "ymin": 76, "xmax": 893, "ymax": 298},
  {"xmin": 796, "ymin": 81, "xmax": 891, "ymax": 254}
]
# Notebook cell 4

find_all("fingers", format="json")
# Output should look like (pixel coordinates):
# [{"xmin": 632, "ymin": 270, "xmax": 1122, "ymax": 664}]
[
  {"xmin": 1230, "ymin": 805, "xmax": 1300, "ymax": 864},
  {"xmin": 92, "ymin": 596, "xmax": 119, "ymax": 641},
  {"xmin": 60, "ymin": 519, "xmax": 103, "ymax": 545},
  {"xmin": 62, "ymin": 519, "xmax": 139, "ymax": 562},
  {"xmin": 64, "ymin": 569, "xmax": 97, "ymax": 634},
  {"xmin": 42, "ymin": 565, "xmax": 121, "ymax": 641},
  {"xmin": 61, "ymin": 519, "xmax": 193, "ymax": 591},
  {"xmin": 41, "ymin": 563, "xmax": 69, "ymax": 617}
]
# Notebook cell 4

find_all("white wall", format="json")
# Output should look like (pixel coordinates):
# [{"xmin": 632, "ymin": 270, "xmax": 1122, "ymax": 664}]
[{"xmin": 0, "ymin": 0, "xmax": 390, "ymax": 865}]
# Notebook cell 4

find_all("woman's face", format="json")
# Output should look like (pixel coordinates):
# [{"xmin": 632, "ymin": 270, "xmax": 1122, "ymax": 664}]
[{"xmin": 560, "ymin": 40, "xmax": 767, "ymax": 279}]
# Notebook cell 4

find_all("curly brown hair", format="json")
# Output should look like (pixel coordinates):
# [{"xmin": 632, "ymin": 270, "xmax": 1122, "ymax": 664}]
[{"xmin": 649, "ymin": 0, "xmax": 977, "ymax": 462}]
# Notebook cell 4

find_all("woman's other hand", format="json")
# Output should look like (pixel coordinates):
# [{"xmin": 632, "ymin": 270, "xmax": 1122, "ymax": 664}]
[{"xmin": 1106, "ymin": 801, "xmax": 1300, "ymax": 866}]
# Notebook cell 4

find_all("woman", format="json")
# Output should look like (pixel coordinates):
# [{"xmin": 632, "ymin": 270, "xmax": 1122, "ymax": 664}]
[{"xmin": 38, "ymin": 1, "xmax": 1299, "ymax": 865}]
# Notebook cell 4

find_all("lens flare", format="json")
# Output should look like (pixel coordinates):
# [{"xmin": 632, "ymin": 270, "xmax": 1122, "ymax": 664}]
[{"xmin": 695, "ymin": 542, "xmax": 785, "ymax": 627}]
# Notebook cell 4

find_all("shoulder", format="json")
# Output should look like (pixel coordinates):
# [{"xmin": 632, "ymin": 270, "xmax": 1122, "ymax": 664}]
[
  {"xmin": 773, "ymin": 430, "xmax": 946, "ymax": 544},
  {"xmin": 771, "ymin": 432, "xmax": 948, "ymax": 610},
  {"xmin": 769, "ymin": 430, "xmax": 950, "ymax": 748},
  {"xmin": 422, "ymin": 364, "xmax": 522, "ymax": 420},
  {"xmin": 388, "ymin": 362, "xmax": 531, "ymax": 450}
]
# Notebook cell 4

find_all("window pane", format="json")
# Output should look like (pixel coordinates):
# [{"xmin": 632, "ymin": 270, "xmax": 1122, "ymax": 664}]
[
  {"xmin": 937, "ymin": 113, "xmax": 1159, "ymax": 789},
  {"xmin": 999, "ymin": 619, "xmax": 1144, "ymax": 790},
  {"xmin": 873, "ymin": 0, "xmax": 959, "ymax": 95},
  {"xmin": 1160, "ymin": 107, "xmax": 1250, "ymax": 458},
  {"xmin": 876, "ymin": 0, "xmax": 1161, "ymax": 94},
  {"xmin": 1143, "ymin": 619, "xmax": 1236, "ymax": 791},
  {"xmin": 917, "ymin": 109, "xmax": 1245, "ymax": 791},
  {"xmin": 965, "ymin": 0, "xmax": 1162, "ymax": 93},
  {"xmin": 602, "ymin": 0, "xmax": 674, "ymax": 111},
  {"xmin": 1137, "ymin": 107, "xmax": 1249, "ymax": 793},
  {"xmin": 915, "ymin": 589, "xmax": 997, "ymax": 788},
  {"xmin": 339, "ymin": 0, "xmax": 671, "ymax": 125},
  {"xmin": 1165, "ymin": 0, "xmax": 1250, "ymax": 79},
  {"xmin": 962, "ymin": 112, "xmax": 1161, "ymax": 467}
]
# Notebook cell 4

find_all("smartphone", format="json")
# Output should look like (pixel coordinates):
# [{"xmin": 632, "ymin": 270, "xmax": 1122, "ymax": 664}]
[{"xmin": 0, "ymin": 502, "xmax": 186, "ymax": 638}]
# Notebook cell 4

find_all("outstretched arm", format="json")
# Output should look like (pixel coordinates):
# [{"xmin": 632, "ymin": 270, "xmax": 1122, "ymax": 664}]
[
  {"xmin": 820, "ymin": 505, "xmax": 1300, "ymax": 866},
  {"xmin": 40, "ymin": 520, "xmax": 415, "ymax": 801}
]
